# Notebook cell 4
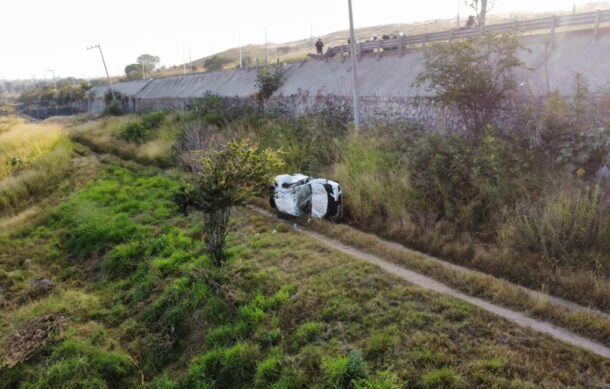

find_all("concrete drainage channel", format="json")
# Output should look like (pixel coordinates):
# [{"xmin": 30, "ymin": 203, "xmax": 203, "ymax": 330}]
[{"xmin": 249, "ymin": 206, "xmax": 610, "ymax": 359}]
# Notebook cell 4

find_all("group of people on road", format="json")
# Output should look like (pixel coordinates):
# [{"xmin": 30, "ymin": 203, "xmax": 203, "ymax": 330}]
[
  {"xmin": 314, "ymin": 29, "xmax": 407, "ymax": 56},
  {"xmin": 314, "ymin": 15, "xmax": 480, "ymax": 56}
]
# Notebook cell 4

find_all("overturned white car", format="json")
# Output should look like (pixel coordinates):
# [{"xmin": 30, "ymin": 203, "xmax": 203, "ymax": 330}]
[{"xmin": 270, "ymin": 174, "xmax": 343, "ymax": 221}]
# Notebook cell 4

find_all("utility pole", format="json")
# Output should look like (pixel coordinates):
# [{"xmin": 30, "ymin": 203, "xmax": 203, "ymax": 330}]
[
  {"xmin": 457, "ymin": 0, "xmax": 461, "ymax": 28},
  {"xmin": 46, "ymin": 69, "xmax": 57, "ymax": 89},
  {"xmin": 265, "ymin": 26, "xmax": 269, "ymax": 65},
  {"xmin": 347, "ymin": 0, "xmax": 360, "ymax": 130},
  {"xmin": 239, "ymin": 33, "xmax": 243, "ymax": 69},
  {"xmin": 310, "ymin": 19, "xmax": 313, "ymax": 44},
  {"xmin": 87, "ymin": 44, "xmax": 115, "ymax": 101}
]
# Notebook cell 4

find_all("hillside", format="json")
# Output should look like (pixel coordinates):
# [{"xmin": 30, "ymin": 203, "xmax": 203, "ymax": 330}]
[{"xmin": 0, "ymin": 114, "xmax": 609, "ymax": 388}]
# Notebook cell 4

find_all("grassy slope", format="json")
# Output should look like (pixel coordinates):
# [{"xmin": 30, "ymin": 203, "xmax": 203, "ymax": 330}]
[
  {"xmin": 0, "ymin": 154, "xmax": 608, "ymax": 388},
  {"xmin": 60, "ymin": 113, "xmax": 610, "ymax": 349}
]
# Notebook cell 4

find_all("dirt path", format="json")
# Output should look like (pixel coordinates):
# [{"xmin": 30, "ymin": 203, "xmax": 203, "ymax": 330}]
[
  {"xmin": 376, "ymin": 233, "xmax": 610, "ymax": 320},
  {"xmin": 251, "ymin": 206, "xmax": 610, "ymax": 359}
]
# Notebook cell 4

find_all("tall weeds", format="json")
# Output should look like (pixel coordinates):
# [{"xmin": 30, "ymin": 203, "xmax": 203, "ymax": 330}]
[
  {"xmin": 500, "ymin": 184, "xmax": 607, "ymax": 269},
  {"xmin": 334, "ymin": 133, "xmax": 414, "ymax": 235},
  {"xmin": 0, "ymin": 117, "xmax": 73, "ymax": 216},
  {"xmin": 0, "ymin": 117, "xmax": 65, "ymax": 179}
]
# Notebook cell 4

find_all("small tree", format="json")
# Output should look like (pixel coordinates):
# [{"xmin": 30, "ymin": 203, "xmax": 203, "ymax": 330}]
[
  {"xmin": 204, "ymin": 55, "xmax": 232, "ymax": 72},
  {"xmin": 124, "ymin": 63, "xmax": 143, "ymax": 80},
  {"xmin": 137, "ymin": 54, "xmax": 160, "ymax": 77},
  {"xmin": 467, "ymin": 0, "xmax": 495, "ymax": 27},
  {"xmin": 415, "ymin": 33, "xmax": 523, "ymax": 137},
  {"xmin": 175, "ymin": 140, "xmax": 283, "ymax": 265},
  {"xmin": 255, "ymin": 64, "xmax": 284, "ymax": 101}
]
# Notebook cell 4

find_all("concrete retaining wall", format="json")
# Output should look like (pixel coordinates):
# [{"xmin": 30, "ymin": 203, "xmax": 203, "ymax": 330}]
[{"xmin": 87, "ymin": 28, "xmax": 610, "ymax": 125}]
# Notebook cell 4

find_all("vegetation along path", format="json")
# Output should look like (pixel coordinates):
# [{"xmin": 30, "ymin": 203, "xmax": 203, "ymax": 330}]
[{"xmin": 251, "ymin": 206, "xmax": 610, "ymax": 359}]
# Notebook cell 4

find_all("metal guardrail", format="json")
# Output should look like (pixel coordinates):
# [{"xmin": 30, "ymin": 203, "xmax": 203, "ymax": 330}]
[{"xmin": 327, "ymin": 10, "xmax": 610, "ymax": 56}]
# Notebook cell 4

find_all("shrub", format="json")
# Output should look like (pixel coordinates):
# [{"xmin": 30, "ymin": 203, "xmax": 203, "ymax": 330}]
[
  {"xmin": 204, "ymin": 55, "xmax": 232, "ymax": 72},
  {"xmin": 103, "ymin": 91, "xmax": 126, "ymax": 116},
  {"xmin": 188, "ymin": 93, "xmax": 257, "ymax": 127},
  {"xmin": 256, "ymin": 64, "xmax": 284, "ymax": 101},
  {"xmin": 121, "ymin": 111, "xmax": 165, "ymax": 143},
  {"xmin": 322, "ymin": 350, "xmax": 367, "ymax": 388},
  {"xmin": 141, "ymin": 111, "xmax": 166, "ymax": 130},
  {"xmin": 121, "ymin": 122, "xmax": 151, "ymax": 143},
  {"xmin": 174, "ymin": 139, "xmax": 283, "ymax": 264},
  {"xmin": 500, "ymin": 184, "xmax": 605, "ymax": 266},
  {"xmin": 415, "ymin": 33, "xmax": 523, "ymax": 135}
]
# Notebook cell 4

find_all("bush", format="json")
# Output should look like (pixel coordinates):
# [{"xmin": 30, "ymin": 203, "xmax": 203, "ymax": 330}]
[
  {"xmin": 121, "ymin": 122, "xmax": 150, "ymax": 143},
  {"xmin": 175, "ymin": 139, "xmax": 283, "ymax": 264},
  {"xmin": 204, "ymin": 55, "xmax": 232, "ymax": 72},
  {"xmin": 415, "ymin": 33, "xmax": 523, "ymax": 135},
  {"xmin": 141, "ymin": 111, "xmax": 166, "ymax": 130},
  {"xmin": 500, "ymin": 184, "xmax": 605, "ymax": 266},
  {"xmin": 103, "ymin": 91, "xmax": 126, "ymax": 116},
  {"xmin": 256, "ymin": 64, "xmax": 284, "ymax": 101},
  {"xmin": 322, "ymin": 350, "xmax": 367, "ymax": 388},
  {"xmin": 121, "ymin": 111, "xmax": 166, "ymax": 143}
]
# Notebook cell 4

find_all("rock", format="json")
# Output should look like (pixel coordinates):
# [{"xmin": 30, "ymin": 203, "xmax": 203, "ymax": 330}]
[{"xmin": 31, "ymin": 278, "xmax": 55, "ymax": 291}]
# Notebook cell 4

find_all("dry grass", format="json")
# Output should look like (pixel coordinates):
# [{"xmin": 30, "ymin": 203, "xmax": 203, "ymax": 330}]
[
  {"xmin": 0, "ymin": 117, "xmax": 77, "ymax": 218},
  {"xmin": 69, "ymin": 115, "xmax": 176, "ymax": 168},
  {"xmin": 0, "ymin": 117, "xmax": 65, "ymax": 179}
]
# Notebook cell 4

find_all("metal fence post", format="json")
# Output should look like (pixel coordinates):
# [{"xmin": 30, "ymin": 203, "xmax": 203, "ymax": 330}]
[
  {"xmin": 399, "ymin": 36, "xmax": 404, "ymax": 56},
  {"xmin": 550, "ymin": 15, "xmax": 556, "ymax": 46},
  {"xmin": 594, "ymin": 10, "xmax": 601, "ymax": 41}
]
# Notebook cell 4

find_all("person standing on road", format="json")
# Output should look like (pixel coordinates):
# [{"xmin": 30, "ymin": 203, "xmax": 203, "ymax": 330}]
[{"xmin": 315, "ymin": 39, "xmax": 324, "ymax": 55}]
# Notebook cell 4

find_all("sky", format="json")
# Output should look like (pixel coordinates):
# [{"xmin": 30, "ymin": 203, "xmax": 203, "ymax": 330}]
[{"xmin": 0, "ymin": 0, "xmax": 604, "ymax": 80}]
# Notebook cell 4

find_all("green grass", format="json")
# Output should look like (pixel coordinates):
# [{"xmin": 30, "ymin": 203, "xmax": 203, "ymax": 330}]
[{"xmin": 1, "ymin": 157, "xmax": 608, "ymax": 388}]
